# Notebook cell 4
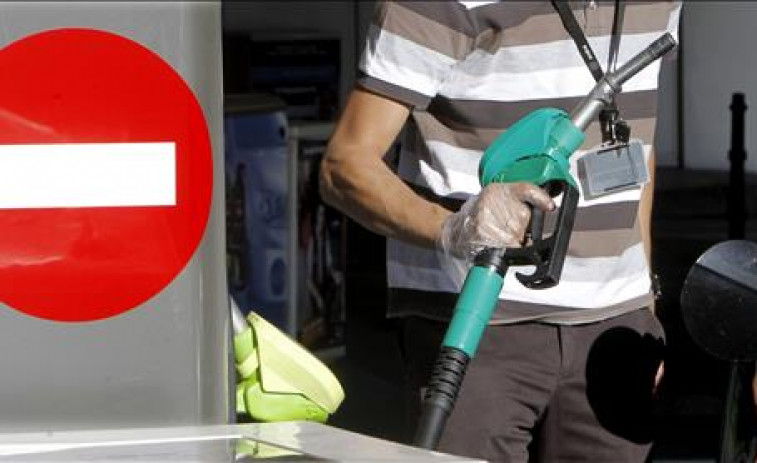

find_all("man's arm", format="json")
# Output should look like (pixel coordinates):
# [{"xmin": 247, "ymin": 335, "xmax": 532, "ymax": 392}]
[
  {"xmin": 320, "ymin": 88, "xmax": 452, "ymax": 249},
  {"xmin": 639, "ymin": 150, "xmax": 658, "ymax": 320},
  {"xmin": 641, "ymin": 152, "xmax": 664, "ymax": 388},
  {"xmin": 639, "ymin": 150, "xmax": 656, "ymax": 267}
]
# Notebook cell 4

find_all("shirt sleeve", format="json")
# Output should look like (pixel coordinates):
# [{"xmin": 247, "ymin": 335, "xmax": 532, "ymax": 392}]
[{"xmin": 357, "ymin": 1, "xmax": 476, "ymax": 110}]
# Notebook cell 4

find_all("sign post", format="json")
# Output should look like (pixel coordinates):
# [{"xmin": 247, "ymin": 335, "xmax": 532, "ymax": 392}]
[{"xmin": 0, "ymin": 3, "xmax": 228, "ymax": 432}]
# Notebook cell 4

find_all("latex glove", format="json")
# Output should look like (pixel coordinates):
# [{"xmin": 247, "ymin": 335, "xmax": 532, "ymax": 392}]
[{"xmin": 438, "ymin": 182, "xmax": 555, "ymax": 261}]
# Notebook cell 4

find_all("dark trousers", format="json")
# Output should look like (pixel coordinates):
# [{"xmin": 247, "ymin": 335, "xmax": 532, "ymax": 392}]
[{"xmin": 400, "ymin": 309, "xmax": 666, "ymax": 462}]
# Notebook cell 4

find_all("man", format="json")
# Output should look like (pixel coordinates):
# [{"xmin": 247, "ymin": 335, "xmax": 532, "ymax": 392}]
[{"xmin": 321, "ymin": 1, "xmax": 681, "ymax": 461}]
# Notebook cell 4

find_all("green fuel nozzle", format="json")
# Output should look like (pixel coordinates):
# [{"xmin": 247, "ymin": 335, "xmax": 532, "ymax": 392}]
[{"xmin": 413, "ymin": 33, "xmax": 676, "ymax": 450}]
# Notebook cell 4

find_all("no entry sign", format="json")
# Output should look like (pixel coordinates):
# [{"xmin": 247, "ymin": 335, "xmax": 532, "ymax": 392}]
[{"xmin": 0, "ymin": 29, "xmax": 213, "ymax": 322}]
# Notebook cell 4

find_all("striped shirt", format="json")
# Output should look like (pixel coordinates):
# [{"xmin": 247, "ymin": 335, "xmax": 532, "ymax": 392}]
[{"xmin": 357, "ymin": 0, "xmax": 681, "ymax": 324}]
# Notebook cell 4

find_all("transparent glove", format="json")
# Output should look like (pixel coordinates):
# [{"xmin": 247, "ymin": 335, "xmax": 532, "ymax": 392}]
[{"xmin": 437, "ymin": 182, "xmax": 555, "ymax": 289}]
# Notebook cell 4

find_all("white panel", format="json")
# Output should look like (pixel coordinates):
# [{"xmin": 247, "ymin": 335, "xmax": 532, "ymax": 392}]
[{"xmin": 0, "ymin": 143, "xmax": 176, "ymax": 209}]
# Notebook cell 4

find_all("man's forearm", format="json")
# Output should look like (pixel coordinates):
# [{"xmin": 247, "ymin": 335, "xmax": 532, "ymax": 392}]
[
  {"xmin": 320, "ymin": 145, "xmax": 451, "ymax": 250},
  {"xmin": 640, "ymin": 150, "xmax": 656, "ymax": 267},
  {"xmin": 320, "ymin": 87, "xmax": 452, "ymax": 250},
  {"xmin": 640, "ymin": 150, "xmax": 656, "ymax": 312}
]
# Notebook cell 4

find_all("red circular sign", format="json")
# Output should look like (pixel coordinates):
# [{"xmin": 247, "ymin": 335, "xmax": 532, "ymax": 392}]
[{"xmin": 0, "ymin": 29, "xmax": 213, "ymax": 322}]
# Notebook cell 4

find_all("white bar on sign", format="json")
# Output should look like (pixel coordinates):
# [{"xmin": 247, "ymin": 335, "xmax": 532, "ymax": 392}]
[{"xmin": 0, "ymin": 142, "xmax": 176, "ymax": 209}]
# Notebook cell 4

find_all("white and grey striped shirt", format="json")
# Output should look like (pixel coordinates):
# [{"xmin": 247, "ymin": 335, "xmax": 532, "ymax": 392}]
[{"xmin": 358, "ymin": 0, "xmax": 681, "ymax": 324}]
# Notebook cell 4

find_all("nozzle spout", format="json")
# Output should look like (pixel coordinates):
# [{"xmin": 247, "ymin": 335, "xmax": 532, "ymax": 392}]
[
  {"xmin": 609, "ymin": 33, "xmax": 677, "ymax": 89},
  {"xmin": 570, "ymin": 32, "xmax": 677, "ymax": 131}
]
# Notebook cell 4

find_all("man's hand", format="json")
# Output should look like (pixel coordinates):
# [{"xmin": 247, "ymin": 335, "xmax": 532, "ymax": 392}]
[{"xmin": 438, "ymin": 182, "xmax": 555, "ymax": 260}]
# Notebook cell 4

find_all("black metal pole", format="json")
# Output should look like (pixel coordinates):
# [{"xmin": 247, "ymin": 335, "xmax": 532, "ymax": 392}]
[
  {"xmin": 728, "ymin": 93, "xmax": 747, "ymax": 240},
  {"xmin": 720, "ymin": 92, "xmax": 752, "ymax": 463}
]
